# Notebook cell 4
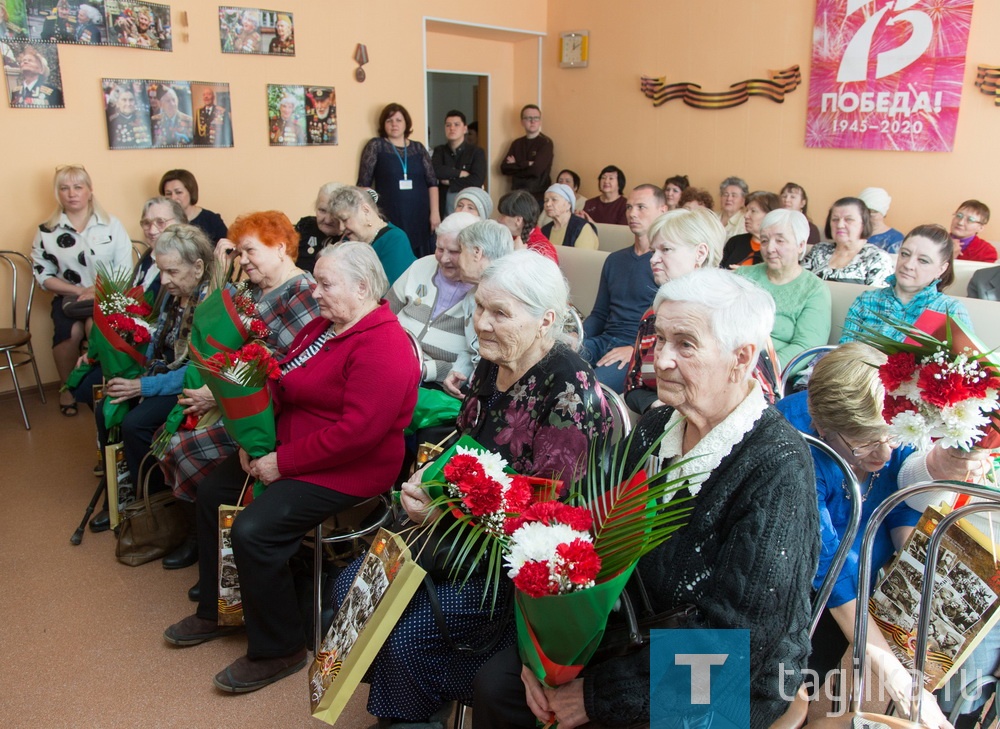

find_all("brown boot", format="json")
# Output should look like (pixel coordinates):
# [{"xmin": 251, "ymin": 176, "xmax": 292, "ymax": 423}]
[
  {"xmin": 163, "ymin": 614, "xmax": 242, "ymax": 646},
  {"xmin": 212, "ymin": 648, "xmax": 309, "ymax": 693}
]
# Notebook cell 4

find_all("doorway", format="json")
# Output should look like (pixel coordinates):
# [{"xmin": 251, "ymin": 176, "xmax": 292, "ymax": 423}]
[{"xmin": 427, "ymin": 71, "xmax": 489, "ymax": 178}]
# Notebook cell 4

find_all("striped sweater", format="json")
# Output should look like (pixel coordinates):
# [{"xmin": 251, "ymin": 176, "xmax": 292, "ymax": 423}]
[{"xmin": 386, "ymin": 255, "xmax": 478, "ymax": 382}]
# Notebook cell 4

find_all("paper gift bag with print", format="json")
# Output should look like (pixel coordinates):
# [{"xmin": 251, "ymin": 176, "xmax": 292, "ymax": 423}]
[
  {"xmin": 104, "ymin": 441, "xmax": 135, "ymax": 530},
  {"xmin": 218, "ymin": 478, "xmax": 252, "ymax": 626},
  {"xmin": 309, "ymin": 528, "xmax": 426, "ymax": 725}
]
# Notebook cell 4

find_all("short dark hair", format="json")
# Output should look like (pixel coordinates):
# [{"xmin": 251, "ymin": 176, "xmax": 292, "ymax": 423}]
[
  {"xmin": 632, "ymin": 184, "xmax": 667, "ymax": 207},
  {"xmin": 444, "ymin": 109, "xmax": 466, "ymax": 124},
  {"xmin": 598, "ymin": 165, "xmax": 626, "ymax": 195},
  {"xmin": 745, "ymin": 191, "xmax": 781, "ymax": 215},
  {"xmin": 498, "ymin": 190, "xmax": 540, "ymax": 240},
  {"xmin": 903, "ymin": 223, "xmax": 956, "ymax": 291},
  {"xmin": 467, "ymin": 121, "xmax": 478, "ymax": 132},
  {"xmin": 780, "ymin": 182, "xmax": 809, "ymax": 216},
  {"xmin": 826, "ymin": 197, "xmax": 872, "ymax": 239},
  {"xmin": 556, "ymin": 169, "xmax": 581, "ymax": 190},
  {"xmin": 377, "ymin": 103, "xmax": 413, "ymax": 139},
  {"xmin": 662, "ymin": 174, "xmax": 689, "ymax": 192},
  {"xmin": 956, "ymin": 199, "xmax": 991, "ymax": 225},
  {"xmin": 159, "ymin": 169, "xmax": 199, "ymax": 205},
  {"xmin": 679, "ymin": 187, "xmax": 715, "ymax": 211},
  {"xmin": 520, "ymin": 104, "xmax": 541, "ymax": 118}
]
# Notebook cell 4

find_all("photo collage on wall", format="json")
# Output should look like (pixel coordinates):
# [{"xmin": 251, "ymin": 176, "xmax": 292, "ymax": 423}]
[
  {"xmin": 268, "ymin": 83, "xmax": 336, "ymax": 146},
  {"xmin": 103, "ymin": 78, "xmax": 233, "ymax": 149},
  {"xmin": 1, "ymin": 1, "xmax": 172, "ymax": 51},
  {"xmin": 2, "ymin": 37, "xmax": 62, "ymax": 106},
  {"xmin": 219, "ymin": 6, "xmax": 293, "ymax": 55}
]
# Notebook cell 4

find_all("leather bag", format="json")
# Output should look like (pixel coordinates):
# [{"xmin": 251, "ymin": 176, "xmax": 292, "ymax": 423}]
[{"xmin": 115, "ymin": 456, "xmax": 186, "ymax": 566}]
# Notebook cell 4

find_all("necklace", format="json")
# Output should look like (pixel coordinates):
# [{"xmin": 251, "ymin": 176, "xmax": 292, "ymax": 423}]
[{"xmin": 845, "ymin": 469, "xmax": 880, "ymax": 502}]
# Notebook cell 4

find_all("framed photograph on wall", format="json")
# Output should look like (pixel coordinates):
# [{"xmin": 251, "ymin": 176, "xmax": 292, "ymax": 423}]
[
  {"xmin": 3, "ymin": 39, "xmax": 63, "ymax": 108},
  {"xmin": 18, "ymin": 0, "xmax": 171, "ymax": 50},
  {"xmin": 107, "ymin": 1, "xmax": 171, "ymax": 51},
  {"xmin": 1, "ymin": 0, "xmax": 30, "ymax": 38},
  {"xmin": 103, "ymin": 78, "xmax": 233, "ymax": 150},
  {"xmin": 219, "ymin": 6, "xmax": 293, "ymax": 55},
  {"xmin": 267, "ymin": 83, "xmax": 304, "ymax": 145},
  {"xmin": 305, "ymin": 86, "xmax": 337, "ymax": 145}
]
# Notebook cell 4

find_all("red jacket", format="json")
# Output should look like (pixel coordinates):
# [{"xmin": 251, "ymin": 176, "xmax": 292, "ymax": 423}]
[
  {"xmin": 273, "ymin": 301, "xmax": 419, "ymax": 496},
  {"xmin": 958, "ymin": 234, "xmax": 998, "ymax": 263}
]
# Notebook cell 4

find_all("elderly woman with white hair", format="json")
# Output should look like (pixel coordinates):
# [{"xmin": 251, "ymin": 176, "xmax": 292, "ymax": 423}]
[
  {"xmin": 270, "ymin": 94, "xmax": 305, "ymax": 145},
  {"xmin": 388, "ymin": 211, "xmax": 479, "ymax": 385},
  {"xmin": 476, "ymin": 267, "xmax": 820, "ymax": 729},
  {"xmin": 858, "ymin": 187, "xmax": 904, "ymax": 253},
  {"xmin": 295, "ymin": 181, "xmax": 346, "ymax": 272},
  {"xmin": 164, "ymin": 240, "xmax": 420, "ymax": 693},
  {"xmin": 329, "ymin": 185, "xmax": 415, "ymax": 284},
  {"xmin": 735, "ymin": 208, "xmax": 832, "ymax": 365},
  {"xmin": 74, "ymin": 3, "xmax": 103, "ymax": 43},
  {"xmin": 540, "ymin": 183, "xmax": 599, "ymax": 249},
  {"xmin": 351, "ymin": 249, "xmax": 607, "ymax": 727},
  {"xmin": 235, "ymin": 9, "xmax": 261, "ymax": 52}
]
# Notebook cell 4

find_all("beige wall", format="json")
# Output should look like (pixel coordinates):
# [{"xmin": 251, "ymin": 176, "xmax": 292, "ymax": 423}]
[
  {"xmin": 0, "ymin": 1, "xmax": 544, "ymax": 391},
  {"xmin": 542, "ymin": 0, "xmax": 999, "ymax": 238}
]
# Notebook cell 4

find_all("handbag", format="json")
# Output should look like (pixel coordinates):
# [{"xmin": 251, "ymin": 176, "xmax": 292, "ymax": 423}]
[
  {"xmin": 61, "ymin": 295, "xmax": 95, "ymax": 320},
  {"xmin": 115, "ymin": 454, "xmax": 186, "ymax": 566}
]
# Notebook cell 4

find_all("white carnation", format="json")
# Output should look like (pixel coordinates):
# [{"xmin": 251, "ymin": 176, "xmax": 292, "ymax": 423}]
[
  {"xmin": 505, "ymin": 522, "xmax": 591, "ymax": 577},
  {"xmin": 890, "ymin": 411, "xmax": 934, "ymax": 451}
]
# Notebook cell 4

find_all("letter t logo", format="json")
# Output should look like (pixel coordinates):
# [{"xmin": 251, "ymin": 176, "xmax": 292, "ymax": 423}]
[{"xmin": 675, "ymin": 654, "xmax": 728, "ymax": 704}]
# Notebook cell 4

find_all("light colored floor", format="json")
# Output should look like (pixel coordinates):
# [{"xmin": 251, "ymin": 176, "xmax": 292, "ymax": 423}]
[{"xmin": 0, "ymin": 386, "xmax": 385, "ymax": 729}]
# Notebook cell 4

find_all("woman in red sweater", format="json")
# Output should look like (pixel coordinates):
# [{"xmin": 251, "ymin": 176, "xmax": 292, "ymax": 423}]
[{"xmin": 164, "ymin": 241, "xmax": 420, "ymax": 693}]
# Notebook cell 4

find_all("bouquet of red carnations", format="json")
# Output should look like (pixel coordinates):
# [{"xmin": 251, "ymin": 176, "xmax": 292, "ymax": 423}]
[
  {"xmin": 152, "ymin": 281, "xmax": 271, "ymax": 456},
  {"xmin": 420, "ymin": 429, "xmax": 691, "ymax": 694},
  {"xmin": 86, "ymin": 265, "xmax": 156, "ymax": 429},
  {"xmin": 857, "ymin": 311, "xmax": 1000, "ymax": 451},
  {"xmin": 192, "ymin": 341, "xmax": 280, "ymax": 496}
]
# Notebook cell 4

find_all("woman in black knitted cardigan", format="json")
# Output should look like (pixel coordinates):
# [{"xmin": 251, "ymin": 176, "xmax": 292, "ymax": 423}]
[{"xmin": 473, "ymin": 268, "xmax": 820, "ymax": 729}]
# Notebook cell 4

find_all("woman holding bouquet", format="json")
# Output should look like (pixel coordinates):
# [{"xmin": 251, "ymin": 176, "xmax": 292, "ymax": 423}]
[
  {"xmin": 840, "ymin": 224, "xmax": 972, "ymax": 344},
  {"xmin": 91, "ymin": 224, "xmax": 215, "ymax": 529},
  {"xmin": 157, "ymin": 211, "xmax": 318, "ymax": 573},
  {"xmin": 476, "ymin": 268, "xmax": 821, "ymax": 729},
  {"xmin": 164, "ymin": 242, "xmax": 420, "ymax": 694},
  {"xmin": 352, "ymin": 250, "xmax": 607, "ymax": 728}
]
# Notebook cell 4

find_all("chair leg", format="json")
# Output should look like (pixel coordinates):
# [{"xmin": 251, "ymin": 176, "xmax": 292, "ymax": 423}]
[
  {"xmin": 313, "ymin": 522, "xmax": 323, "ymax": 654},
  {"xmin": 454, "ymin": 703, "xmax": 469, "ymax": 729},
  {"xmin": 25, "ymin": 342, "xmax": 46, "ymax": 403},
  {"xmin": 6, "ymin": 351, "xmax": 30, "ymax": 430}
]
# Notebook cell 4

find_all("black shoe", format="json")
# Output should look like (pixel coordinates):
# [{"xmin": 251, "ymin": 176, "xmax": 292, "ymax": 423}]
[
  {"xmin": 188, "ymin": 582, "xmax": 200, "ymax": 602},
  {"xmin": 89, "ymin": 509, "xmax": 110, "ymax": 533},
  {"xmin": 162, "ymin": 536, "xmax": 198, "ymax": 570}
]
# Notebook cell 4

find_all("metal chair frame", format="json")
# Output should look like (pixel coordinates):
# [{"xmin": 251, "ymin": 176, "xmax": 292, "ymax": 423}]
[
  {"xmin": 0, "ymin": 250, "xmax": 46, "ymax": 429},
  {"xmin": 778, "ymin": 345, "xmax": 836, "ymax": 399}
]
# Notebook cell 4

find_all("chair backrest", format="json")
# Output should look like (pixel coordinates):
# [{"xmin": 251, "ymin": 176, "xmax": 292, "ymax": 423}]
[
  {"xmin": 599, "ymin": 382, "xmax": 632, "ymax": 449},
  {"xmin": 0, "ymin": 251, "xmax": 36, "ymax": 332},
  {"xmin": 562, "ymin": 305, "xmax": 584, "ymax": 352},
  {"xmin": 131, "ymin": 239, "xmax": 149, "ymax": 266},
  {"xmin": 779, "ymin": 345, "xmax": 836, "ymax": 397},
  {"xmin": 846, "ymin": 480, "xmax": 1000, "ymax": 714},
  {"xmin": 799, "ymin": 433, "xmax": 862, "ymax": 637}
]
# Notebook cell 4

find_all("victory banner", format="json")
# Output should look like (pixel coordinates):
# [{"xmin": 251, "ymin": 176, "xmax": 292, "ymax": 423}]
[{"xmin": 806, "ymin": 0, "xmax": 975, "ymax": 152}]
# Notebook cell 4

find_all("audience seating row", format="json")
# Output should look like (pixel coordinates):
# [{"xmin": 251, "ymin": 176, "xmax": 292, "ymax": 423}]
[{"xmin": 557, "ymin": 245, "xmax": 1000, "ymax": 354}]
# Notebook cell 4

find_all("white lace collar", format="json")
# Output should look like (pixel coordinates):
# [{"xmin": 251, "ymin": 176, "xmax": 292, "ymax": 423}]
[{"xmin": 655, "ymin": 381, "xmax": 768, "ymax": 500}]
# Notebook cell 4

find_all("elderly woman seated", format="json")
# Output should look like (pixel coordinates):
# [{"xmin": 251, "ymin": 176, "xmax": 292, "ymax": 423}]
[
  {"xmin": 719, "ymin": 175, "xmax": 749, "ymax": 238},
  {"xmin": 858, "ymin": 187, "xmax": 904, "ymax": 253},
  {"xmin": 719, "ymin": 190, "xmax": 781, "ymax": 269},
  {"xmin": 157, "ymin": 211, "xmax": 318, "ymax": 574},
  {"xmin": 581, "ymin": 165, "xmax": 628, "ymax": 225},
  {"xmin": 840, "ymin": 223, "xmax": 971, "ymax": 344},
  {"xmin": 625, "ymin": 208, "xmax": 780, "ymax": 413},
  {"xmin": 387, "ymin": 211, "xmax": 479, "ymax": 385},
  {"xmin": 343, "ymin": 249, "xmax": 607, "ymax": 727},
  {"xmin": 735, "ymin": 209, "xmax": 831, "ymax": 365},
  {"xmin": 805, "ymin": 197, "xmax": 892, "ymax": 286},
  {"xmin": 453, "ymin": 187, "xmax": 493, "ymax": 220},
  {"xmin": 329, "ymin": 185, "xmax": 415, "ymax": 284},
  {"xmin": 678, "ymin": 186, "xmax": 715, "ymax": 211},
  {"xmin": 89, "ymin": 225, "xmax": 215, "ymax": 531},
  {"xmin": 541, "ymin": 183, "xmax": 599, "ymax": 250},
  {"xmin": 496, "ymin": 190, "xmax": 558, "ymax": 262},
  {"xmin": 775, "ymin": 342, "xmax": 989, "ymax": 728},
  {"xmin": 295, "ymin": 181, "xmax": 346, "ymax": 272},
  {"xmin": 476, "ymin": 268, "xmax": 820, "ymax": 728},
  {"xmin": 164, "ymin": 241, "xmax": 420, "ymax": 693}
]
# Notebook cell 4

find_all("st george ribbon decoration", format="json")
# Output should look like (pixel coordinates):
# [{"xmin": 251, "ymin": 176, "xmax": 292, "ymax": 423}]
[
  {"xmin": 975, "ymin": 66, "xmax": 1000, "ymax": 106},
  {"xmin": 640, "ymin": 66, "xmax": 801, "ymax": 109},
  {"xmin": 806, "ymin": 0, "xmax": 976, "ymax": 152}
]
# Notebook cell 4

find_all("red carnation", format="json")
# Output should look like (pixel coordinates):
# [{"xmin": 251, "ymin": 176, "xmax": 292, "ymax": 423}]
[
  {"xmin": 132, "ymin": 326, "xmax": 151, "ymax": 345},
  {"xmin": 557, "ymin": 539, "xmax": 601, "ymax": 585},
  {"xmin": 443, "ymin": 454, "xmax": 484, "ymax": 485},
  {"xmin": 181, "ymin": 413, "xmax": 200, "ymax": 430},
  {"xmin": 461, "ymin": 475, "xmax": 504, "ymax": 516},
  {"xmin": 513, "ymin": 560, "xmax": 555, "ymax": 598},
  {"xmin": 917, "ymin": 363, "xmax": 975, "ymax": 408},
  {"xmin": 125, "ymin": 301, "xmax": 152, "ymax": 317},
  {"xmin": 506, "ymin": 475, "xmax": 534, "ymax": 512},
  {"xmin": 107, "ymin": 313, "xmax": 136, "ymax": 333},
  {"xmin": 879, "ymin": 352, "xmax": 917, "ymax": 392},
  {"xmin": 250, "ymin": 319, "xmax": 270, "ymax": 338},
  {"xmin": 882, "ymin": 395, "xmax": 918, "ymax": 423}
]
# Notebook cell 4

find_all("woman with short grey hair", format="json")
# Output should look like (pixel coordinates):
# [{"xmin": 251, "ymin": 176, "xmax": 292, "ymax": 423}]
[
  {"xmin": 719, "ymin": 174, "xmax": 750, "ymax": 238},
  {"xmin": 454, "ymin": 219, "xmax": 515, "ymax": 284},
  {"xmin": 328, "ymin": 186, "xmax": 415, "ymax": 284},
  {"xmin": 475, "ymin": 266, "xmax": 820, "ymax": 729},
  {"xmin": 293, "ymin": 182, "xmax": 345, "ymax": 272},
  {"xmin": 319, "ymin": 239, "xmax": 389, "ymax": 303}
]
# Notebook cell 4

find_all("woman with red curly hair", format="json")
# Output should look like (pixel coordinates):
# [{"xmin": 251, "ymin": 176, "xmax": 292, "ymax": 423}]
[{"xmin": 156, "ymin": 210, "xmax": 318, "ymax": 573}]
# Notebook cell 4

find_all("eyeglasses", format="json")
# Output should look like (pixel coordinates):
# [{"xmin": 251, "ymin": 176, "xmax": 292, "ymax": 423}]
[
  {"xmin": 521, "ymin": 116, "xmax": 541, "ymax": 122},
  {"xmin": 139, "ymin": 217, "xmax": 174, "ymax": 229},
  {"xmin": 953, "ymin": 212, "xmax": 983, "ymax": 225},
  {"xmin": 835, "ymin": 431, "xmax": 902, "ymax": 458}
]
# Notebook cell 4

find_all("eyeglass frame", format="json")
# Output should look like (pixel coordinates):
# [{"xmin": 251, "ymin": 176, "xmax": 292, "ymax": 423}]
[
  {"xmin": 139, "ymin": 216, "xmax": 176, "ymax": 230},
  {"xmin": 832, "ymin": 431, "xmax": 902, "ymax": 459},
  {"xmin": 953, "ymin": 212, "xmax": 983, "ymax": 225}
]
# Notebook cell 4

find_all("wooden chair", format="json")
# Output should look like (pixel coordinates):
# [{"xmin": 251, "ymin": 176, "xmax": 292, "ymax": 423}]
[{"xmin": 0, "ymin": 251, "xmax": 46, "ymax": 429}]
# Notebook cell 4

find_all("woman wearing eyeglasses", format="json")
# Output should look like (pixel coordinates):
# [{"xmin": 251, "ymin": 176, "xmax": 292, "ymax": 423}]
[
  {"xmin": 31, "ymin": 165, "xmax": 132, "ymax": 416},
  {"xmin": 949, "ymin": 200, "xmax": 996, "ymax": 263},
  {"xmin": 776, "ymin": 342, "xmax": 985, "ymax": 728}
]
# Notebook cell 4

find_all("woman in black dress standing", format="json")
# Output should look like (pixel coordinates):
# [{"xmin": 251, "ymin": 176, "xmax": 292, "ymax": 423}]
[{"xmin": 357, "ymin": 103, "xmax": 439, "ymax": 257}]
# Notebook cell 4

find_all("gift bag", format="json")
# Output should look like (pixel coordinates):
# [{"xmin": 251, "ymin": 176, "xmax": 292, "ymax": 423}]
[
  {"xmin": 218, "ymin": 477, "xmax": 252, "ymax": 626},
  {"xmin": 309, "ymin": 529, "xmax": 426, "ymax": 725},
  {"xmin": 115, "ymin": 456, "xmax": 186, "ymax": 566},
  {"xmin": 104, "ymin": 441, "xmax": 135, "ymax": 530}
]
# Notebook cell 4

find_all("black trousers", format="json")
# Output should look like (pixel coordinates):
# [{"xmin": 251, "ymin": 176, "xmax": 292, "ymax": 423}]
[
  {"xmin": 193, "ymin": 453, "xmax": 365, "ymax": 658},
  {"xmin": 472, "ymin": 643, "xmax": 539, "ymax": 729},
  {"xmin": 95, "ymin": 393, "xmax": 176, "ymax": 491}
]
